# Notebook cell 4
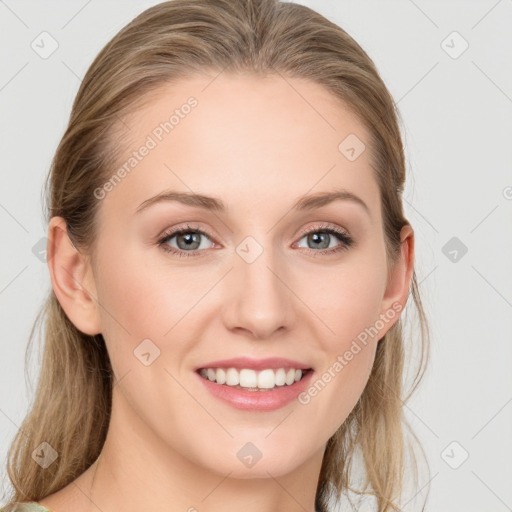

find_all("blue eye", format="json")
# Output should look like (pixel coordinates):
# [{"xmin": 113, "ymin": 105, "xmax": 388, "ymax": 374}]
[
  {"xmin": 295, "ymin": 225, "xmax": 353, "ymax": 256},
  {"xmin": 158, "ymin": 224, "xmax": 214, "ymax": 257},
  {"xmin": 157, "ymin": 223, "xmax": 353, "ymax": 258}
]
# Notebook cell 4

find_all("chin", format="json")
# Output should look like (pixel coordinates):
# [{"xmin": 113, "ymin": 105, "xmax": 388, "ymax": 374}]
[{"xmin": 201, "ymin": 446, "xmax": 308, "ymax": 479}]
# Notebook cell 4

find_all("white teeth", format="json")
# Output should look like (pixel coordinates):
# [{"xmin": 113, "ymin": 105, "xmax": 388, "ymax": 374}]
[
  {"xmin": 275, "ymin": 368, "xmax": 286, "ymax": 386},
  {"xmin": 285, "ymin": 368, "xmax": 296, "ymax": 385},
  {"xmin": 199, "ymin": 367, "xmax": 307, "ymax": 389},
  {"xmin": 257, "ymin": 369, "xmax": 275, "ymax": 389},
  {"xmin": 216, "ymin": 368, "xmax": 226, "ymax": 385},
  {"xmin": 240, "ymin": 369, "xmax": 257, "ymax": 387},
  {"xmin": 225, "ymin": 367, "xmax": 239, "ymax": 386}
]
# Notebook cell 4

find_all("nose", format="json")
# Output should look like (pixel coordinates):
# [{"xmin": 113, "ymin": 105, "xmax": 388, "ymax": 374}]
[{"xmin": 222, "ymin": 242, "xmax": 296, "ymax": 339}]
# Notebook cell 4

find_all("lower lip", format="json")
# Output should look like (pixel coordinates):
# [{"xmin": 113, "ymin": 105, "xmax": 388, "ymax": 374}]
[{"xmin": 196, "ymin": 370, "xmax": 314, "ymax": 411}]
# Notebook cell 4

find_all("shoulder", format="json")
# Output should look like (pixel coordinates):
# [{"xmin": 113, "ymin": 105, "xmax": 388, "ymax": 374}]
[{"xmin": 0, "ymin": 503, "xmax": 53, "ymax": 512}]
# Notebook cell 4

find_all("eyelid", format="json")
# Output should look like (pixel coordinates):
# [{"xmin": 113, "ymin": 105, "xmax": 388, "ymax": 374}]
[
  {"xmin": 157, "ymin": 223, "xmax": 218, "ymax": 253},
  {"xmin": 157, "ymin": 223, "xmax": 213, "ymax": 242},
  {"xmin": 296, "ymin": 222, "xmax": 350, "ymax": 238},
  {"xmin": 157, "ymin": 221, "xmax": 354, "ymax": 257},
  {"xmin": 293, "ymin": 223, "xmax": 354, "ymax": 253}
]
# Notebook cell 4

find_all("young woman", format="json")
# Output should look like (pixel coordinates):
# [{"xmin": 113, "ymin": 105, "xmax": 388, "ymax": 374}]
[{"xmin": 1, "ymin": 1, "xmax": 430, "ymax": 511}]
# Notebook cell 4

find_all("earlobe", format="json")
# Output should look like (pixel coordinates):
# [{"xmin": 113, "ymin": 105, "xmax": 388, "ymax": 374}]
[
  {"xmin": 47, "ymin": 216, "xmax": 102, "ymax": 336},
  {"xmin": 378, "ymin": 224, "xmax": 415, "ymax": 335}
]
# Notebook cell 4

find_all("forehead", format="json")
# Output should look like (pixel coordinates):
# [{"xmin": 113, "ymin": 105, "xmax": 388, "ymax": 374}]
[{"xmin": 100, "ymin": 72, "xmax": 380, "ymax": 221}]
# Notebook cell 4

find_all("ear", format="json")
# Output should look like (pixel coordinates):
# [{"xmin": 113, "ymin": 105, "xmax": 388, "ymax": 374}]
[
  {"xmin": 47, "ymin": 216, "xmax": 102, "ymax": 336},
  {"xmin": 377, "ymin": 224, "xmax": 415, "ymax": 336}
]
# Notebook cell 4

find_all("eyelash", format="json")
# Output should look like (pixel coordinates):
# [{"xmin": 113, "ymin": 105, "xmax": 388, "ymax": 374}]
[{"xmin": 157, "ymin": 223, "xmax": 354, "ymax": 258}]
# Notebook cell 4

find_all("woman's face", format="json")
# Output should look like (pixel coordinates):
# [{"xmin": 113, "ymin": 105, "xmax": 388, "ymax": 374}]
[{"xmin": 68, "ymin": 73, "xmax": 412, "ymax": 478}]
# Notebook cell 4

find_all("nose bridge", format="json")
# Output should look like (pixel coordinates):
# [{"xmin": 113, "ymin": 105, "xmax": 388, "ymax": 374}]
[{"xmin": 224, "ymin": 235, "xmax": 294, "ymax": 338}]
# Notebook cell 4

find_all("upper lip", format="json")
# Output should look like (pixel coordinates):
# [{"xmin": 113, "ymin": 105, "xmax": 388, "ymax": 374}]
[{"xmin": 195, "ymin": 357, "xmax": 313, "ymax": 371}]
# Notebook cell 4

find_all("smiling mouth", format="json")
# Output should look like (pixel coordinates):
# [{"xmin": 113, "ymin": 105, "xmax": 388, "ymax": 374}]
[{"xmin": 197, "ymin": 367, "xmax": 313, "ymax": 391}]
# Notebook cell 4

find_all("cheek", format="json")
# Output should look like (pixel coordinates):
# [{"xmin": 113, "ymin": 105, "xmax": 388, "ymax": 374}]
[
  {"xmin": 93, "ymin": 247, "xmax": 213, "ymax": 372},
  {"xmin": 95, "ymin": 245, "xmax": 189, "ymax": 334},
  {"xmin": 303, "ymin": 255, "xmax": 387, "ymax": 344},
  {"xmin": 98, "ymin": 270, "xmax": 162, "ymax": 335},
  {"xmin": 91, "ymin": 250, "xmax": 173, "ymax": 372},
  {"xmin": 297, "ymin": 250, "xmax": 386, "ymax": 405}
]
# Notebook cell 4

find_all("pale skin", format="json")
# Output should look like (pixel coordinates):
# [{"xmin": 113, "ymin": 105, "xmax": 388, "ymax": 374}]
[{"xmin": 41, "ymin": 73, "xmax": 414, "ymax": 512}]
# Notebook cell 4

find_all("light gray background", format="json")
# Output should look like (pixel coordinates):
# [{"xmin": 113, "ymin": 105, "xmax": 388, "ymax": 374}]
[{"xmin": 1, "ymin": 1, "xmax": 511, "ymax": 511}]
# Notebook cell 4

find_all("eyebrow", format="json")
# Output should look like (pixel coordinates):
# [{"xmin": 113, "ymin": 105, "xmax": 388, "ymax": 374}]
[{"xmin": 135, "ymin": 187, "xmax": 370, "ymax": 216}]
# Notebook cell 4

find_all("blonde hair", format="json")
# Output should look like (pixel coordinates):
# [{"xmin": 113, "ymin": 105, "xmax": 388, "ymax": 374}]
[{"xmin": 2, "ymin": 1, "xmax": 430, "ymax": 511}]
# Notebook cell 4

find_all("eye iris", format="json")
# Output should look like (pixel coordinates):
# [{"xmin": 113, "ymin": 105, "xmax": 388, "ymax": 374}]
[
  {"xmin": 308, "ymin": 232, "xmax": 330, "ymax": 249},
  {"xmin": 177, "ymin": 232, "xmax": 201, "ymax": 250}
]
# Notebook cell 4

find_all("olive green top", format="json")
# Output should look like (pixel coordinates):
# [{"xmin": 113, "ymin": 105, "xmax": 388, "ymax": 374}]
[{"xmin": 0, "ymin": 503, "xmax": 53, "ymax": 512}]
